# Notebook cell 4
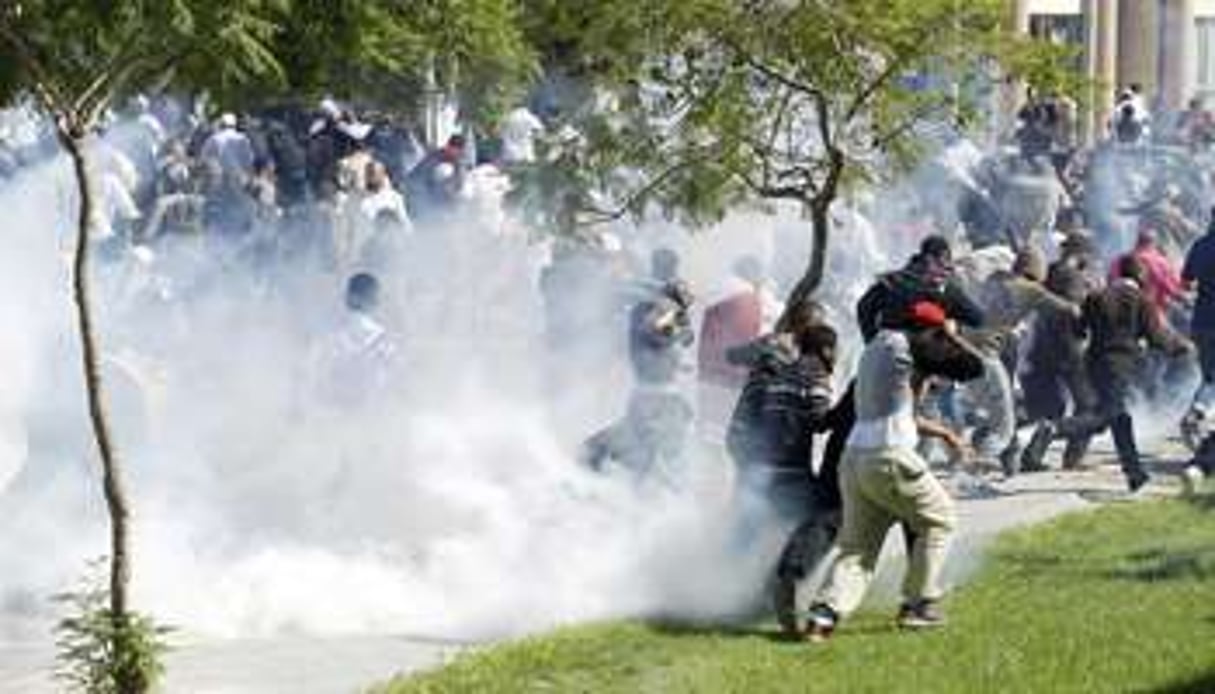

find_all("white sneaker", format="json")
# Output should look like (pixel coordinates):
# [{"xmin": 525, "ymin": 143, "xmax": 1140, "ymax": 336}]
[{"xmin": 1181, "ymin": 465, "xmax": 1205, "ymax": 497}]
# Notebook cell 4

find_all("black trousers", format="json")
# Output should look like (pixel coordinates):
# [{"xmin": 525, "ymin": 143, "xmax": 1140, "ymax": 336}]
[{"xmin": 1058, "ymin": 355, "xmax": 1145, "ymax": 481}]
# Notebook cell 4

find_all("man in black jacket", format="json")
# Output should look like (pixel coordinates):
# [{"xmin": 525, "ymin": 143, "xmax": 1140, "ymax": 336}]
[
  {"xmin": 856, "ymin": 235, "xmax": 986, "ymax": 341},
  {"xmin": 1059, "ymin": 256, "xmax": 1193, "ymax": 491},
  {"xmin": 1019, "ymin": 232, "xmax": 1100, "ymax": 471},
  {"xmin": 825, "ymin": 235, "xmax": 986, "ymax": 496}
]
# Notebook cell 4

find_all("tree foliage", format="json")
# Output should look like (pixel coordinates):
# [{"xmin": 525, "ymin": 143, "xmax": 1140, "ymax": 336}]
[
  {"xmin": 0, "ymin": 0, "xmax": 286, "ymax": 130},
  {"xmin": 272, "ymin": 0, "xmax": 538, "ymax": 127},
  {"xmin": 513, "ymin": 0, "xmax": 1078, "ymax": 298}
]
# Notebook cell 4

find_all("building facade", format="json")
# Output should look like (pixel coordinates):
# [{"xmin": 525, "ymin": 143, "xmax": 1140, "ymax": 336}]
[{"xmin": 1014, "ymin": 0, "xmax": 1215, "ymax": 137}]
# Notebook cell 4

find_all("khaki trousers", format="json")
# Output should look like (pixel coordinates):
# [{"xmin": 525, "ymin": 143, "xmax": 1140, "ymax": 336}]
[{"xmin": 816, "ymin": 446, "xmax": 955, "ymax": 617}]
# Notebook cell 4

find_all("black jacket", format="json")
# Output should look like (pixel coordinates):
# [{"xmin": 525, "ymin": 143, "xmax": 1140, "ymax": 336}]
[
  {"xmin": 856, "ymin": 259, "xmax": 986, "ymax": 342},
  {"xmin": 1083, "ymin": 279, "xmax": 1189, "ymax": 361},
  {"xmin": 727, "ymin": 334, "xmax": 835, "ymax": 473}
]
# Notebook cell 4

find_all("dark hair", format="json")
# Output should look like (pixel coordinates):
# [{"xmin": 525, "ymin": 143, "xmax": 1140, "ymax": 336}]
[
  {"xmin": 919, "ymin": 235, "xmax": 952, "ymax": 262},
  {"xmin": 346, "ymin": 272, "xmax": 380, "ymax": 312},
  {"xmin": 1118, "ymin": 255, "xmax": 1147, "ymax": 285},
  {"xmin": 782, "ymin": 299, "xmax": 836, "ymax": 371},
  {"xmin": 909, "ymin": 328, "xmax": 984, "ymax": 382}
]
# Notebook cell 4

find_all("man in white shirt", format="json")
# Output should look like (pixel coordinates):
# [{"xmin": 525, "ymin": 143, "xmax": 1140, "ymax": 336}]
[
  {"xmin": 806, "ymin": 302, "xmax": 977, "ymax": 640},
  {"xmin": 200, "ymin": 113, "xmax": 255, "ymax": 179},
  {"xmin": 499, "ymin": 106, "xmax": 545, "ymax": 164}
]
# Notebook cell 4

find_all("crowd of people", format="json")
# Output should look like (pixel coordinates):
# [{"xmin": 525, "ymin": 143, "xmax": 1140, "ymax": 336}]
[
  {"xmin": 4, "ymin": 81, "xmax": 1214, "ymax": 644},
  {"xmin": 576, "ymin": 85, "xmax": 1215, "ymax": 642}
]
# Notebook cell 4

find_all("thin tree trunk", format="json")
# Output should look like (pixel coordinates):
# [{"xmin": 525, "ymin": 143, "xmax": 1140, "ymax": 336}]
[
  {"xmin": 784, "ymin": 198, "xmax": 832, "ymax": 312},
  {"xmin": 62, "ymin": 133, "xmax": 132, "ymax": 638}
]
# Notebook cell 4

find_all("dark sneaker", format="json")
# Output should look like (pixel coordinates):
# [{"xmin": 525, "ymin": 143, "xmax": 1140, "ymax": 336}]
[
  {"xmin": 999, "ymin": 445, "xmax": 1022, "ymax": 477},
  {"xmin": 897, "ymin": 600, "xmax": 946, "ymax": 630},
  {"xmin": 1019, "ymin": 423, "xmax": 1055, "ymax": 473},
  {"xmin": 804, "ymin": 604, "xmax": 837, "ymax": 642},
  {"xmin": 1127, "ymin": 470, "xmax": 1151, "ymax": 493}
]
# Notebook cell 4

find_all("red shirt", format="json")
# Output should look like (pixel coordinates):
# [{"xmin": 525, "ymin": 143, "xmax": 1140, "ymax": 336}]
[
  {"xmin": 698, "ymin": 292, "xmax": 763, "ymax": 387},
  {"xmin": 1109, "ymin": 246, "xmax": 1185, "ymax": 318}
]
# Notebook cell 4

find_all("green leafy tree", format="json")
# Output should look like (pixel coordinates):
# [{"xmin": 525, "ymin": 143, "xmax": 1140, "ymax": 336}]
[
  {"xmin": 271, "ymin": 0, "xmax": 538, "ymax": 131},
  {"xmin": 0, "ymin": 3, "xmax": 284, "ymax": 690},
  {"xmin": 516, "ymin": 0, "xmax": 1077, "ymax": 307}
]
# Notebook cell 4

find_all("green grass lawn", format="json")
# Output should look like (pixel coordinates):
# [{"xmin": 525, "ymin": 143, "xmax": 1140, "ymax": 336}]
[{"xmin": 379, "ymin": 494, "xmax": 1215, "ymax": 693}]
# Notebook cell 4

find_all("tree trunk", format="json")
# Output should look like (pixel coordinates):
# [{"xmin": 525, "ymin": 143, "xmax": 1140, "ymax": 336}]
[
  {"xmin": 62, "ymin": 133, "xmax": 134, "ymax": 687},
  {"xmin": 784, "ymin": 198, "xmax": 832, "ymax": 310}
]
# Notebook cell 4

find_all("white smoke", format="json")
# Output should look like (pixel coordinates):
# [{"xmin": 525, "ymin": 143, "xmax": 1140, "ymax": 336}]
[{"xmin": 0, "ymin": 111, "xmax": 811, "ymax": 645}]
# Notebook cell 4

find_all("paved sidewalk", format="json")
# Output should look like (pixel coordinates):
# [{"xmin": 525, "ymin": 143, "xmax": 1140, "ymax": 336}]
[{"xmin": 0, "ymin": 448, "xmax": 1189, "ymax": 693}]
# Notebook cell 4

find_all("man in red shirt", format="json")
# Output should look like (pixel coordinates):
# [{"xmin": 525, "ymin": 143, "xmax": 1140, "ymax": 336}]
[
  {"xmin": 1109, "ymin": 228, "xmax": 1186, "ymax": 321},
  {"xmin": 697, "ymin": 256, "xmax": 778, "ymax": 443}
]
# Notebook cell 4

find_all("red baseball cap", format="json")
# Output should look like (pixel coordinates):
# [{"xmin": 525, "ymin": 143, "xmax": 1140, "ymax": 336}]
[{"xmin": 909, "ymin": 300, "xmax": 948, "ymax": 329}]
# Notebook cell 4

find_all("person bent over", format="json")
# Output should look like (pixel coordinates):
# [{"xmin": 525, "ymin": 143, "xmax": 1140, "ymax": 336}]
[
  {"xmin": 725, "ymin": 300, "xmax": 837, "ymax": 634},
  {"xmin": 805, "ymin": 306, "xmax": 979, "ymax": 640}
]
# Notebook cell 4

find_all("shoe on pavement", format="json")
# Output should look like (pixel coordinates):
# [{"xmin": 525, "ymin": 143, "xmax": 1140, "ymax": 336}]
[
  {"xmin": 1127, "ymin": 470, "xmax": 1151, "ymax": 494},
  {"xmin": 804, "ymin": 603, "xmax": 837, "ymax": 642},
  {"xmin": 1020, "ymin": 424, "xmax": 1055, "ymax": 474},
  {"xmin": 1181, "ymin": 465, "xmax": 1205, "ymax": 497},
  {"xmin": 897, "ymin": 599, "xmax": 946, "ymax": 630}
]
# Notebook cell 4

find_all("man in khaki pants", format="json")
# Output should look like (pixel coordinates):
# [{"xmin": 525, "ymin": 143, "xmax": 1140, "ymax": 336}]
[{"xmin": 806, "ymin": 302, "xmax": 976, "ymax": 640}]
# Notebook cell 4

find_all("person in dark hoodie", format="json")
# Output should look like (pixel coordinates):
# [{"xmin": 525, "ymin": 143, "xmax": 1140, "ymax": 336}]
[
  {"xmin": 856, "ymin": 235, "xmax": 986, "ymax": 342},
  {"xmin": 724, "ymin": 299, "xmax": 838, "ymax": 634},
  {"xmin": 1057, "ymin": 255, "xmax": 1193, "ymax": 491},
  {"xmin": 823, "ymin": 235, "xmax": 986, "ymax": 503},
  {"xmin": 1019, "ymin": 232, "xmax": 1101, "ymax": 471}
]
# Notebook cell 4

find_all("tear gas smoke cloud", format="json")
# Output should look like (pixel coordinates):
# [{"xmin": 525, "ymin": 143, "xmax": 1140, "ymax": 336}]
[
  {"xmin": 0, "ymin": 105, "xmax": 1198, "ymax": 648},
  {"xmin": 0, "ymin": 110, "xmax": 825, "ymax": 644}
]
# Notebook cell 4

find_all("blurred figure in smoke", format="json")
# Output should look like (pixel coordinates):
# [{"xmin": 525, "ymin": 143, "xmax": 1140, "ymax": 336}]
[
  {"xmin": 307, "ymin": 98, "xmax": 360, "ymax": 196},
  {"xmin": 1058, "ymin": 256, "xmax": 1193, "ymax": 492},
  {"xmin": 1020, "ymin": 232, "xmax": 1101, "ymax": 472},
  {"xmin": 1015, "ymin": 87, "xmax": 1055, "ymax": 162},
  {"xmin": 1183, "ymin": 217, "xmax": 1215, "ymax": 385},
  {"xmin": 405, "ymin": 134, "xmax": 468, "ymax": 222},
  {"xmin": 697, "ymin": 255, "xmax": 783, "ymax": 444},
  {"xmin": 1110, "ymin": 86, "xmax": 1151, "ymax": 145},
  {"xmin": 1174, "ymin": 97, "xmax": 1215, "ymax": 150},
  {"xmin": 995, "ymin": 154, "xmax": 1069, "ymax": 254},
  {"xmin": 201, "ymin": 112, "xmax": 255, "ymax": 181},
  {"xmin": 311, "ymin": 272, "xmax": 397, "ymax": 410},
  {"xmin": 723, "ymin": 299, "xmax": 837, "ymax": 635},
  {"xmin": 806, "ymin": 302, "xmax": 984, "ymax": 640},
  {"xmin": 498, "ymin": 105, "xmax": 545, "ymax": 165},
  {"xmin": 582, "ymin": 279, "xmax": 695, "ymax": 483},
  {"xmin": 977, "ymin": 247, "xmax": 1081, "ymax": 473},
  {"xmin": 359, "ymin": 160, "xmax": 412, "ymax": 233}
]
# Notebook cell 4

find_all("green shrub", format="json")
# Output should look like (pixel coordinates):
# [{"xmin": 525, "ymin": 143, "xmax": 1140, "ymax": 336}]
[{"xmin": 52, "ymin": 560, "xmax": 172, "ymax": 694}]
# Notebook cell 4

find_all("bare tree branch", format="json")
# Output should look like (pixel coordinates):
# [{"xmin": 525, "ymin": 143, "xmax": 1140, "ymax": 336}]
[
  {"xmin": 575, "ymin": 152, "xmax": 715, "ymax": 228},
  {"xmin": 870, "ymin": 100, "xmax": 951, "ymax": 151}
]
